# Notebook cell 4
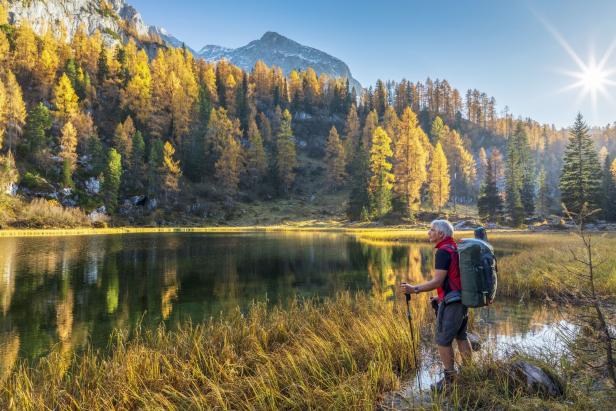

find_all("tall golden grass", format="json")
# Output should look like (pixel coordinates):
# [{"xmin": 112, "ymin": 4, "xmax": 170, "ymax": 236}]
[{"xmin": 0, "ymin": 293, "xmax": 421, "ymax": 410}]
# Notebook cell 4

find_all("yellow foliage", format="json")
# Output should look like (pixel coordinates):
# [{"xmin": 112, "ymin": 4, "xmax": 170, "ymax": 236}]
[
  {"xmin": 428, "ymin": 142, "xmax": 450, "ymax": 211},
  {"xmin": 60, "ymin": 122, "xmax": 77, "ymax": 167},
  {"xmin": 53, "ymin": 74, "xmax": 79, "ymax": 123},
  {"xmin": 393, "ymin": 107, "xmax": 428, "ymax": 211}
]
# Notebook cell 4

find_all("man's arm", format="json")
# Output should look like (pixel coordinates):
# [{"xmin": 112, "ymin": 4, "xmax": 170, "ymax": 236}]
[{"xmin": 400, "ymin": 269, "xmax": 447, "ymax": 294}]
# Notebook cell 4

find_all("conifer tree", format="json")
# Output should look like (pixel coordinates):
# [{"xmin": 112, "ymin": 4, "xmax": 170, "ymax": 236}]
[
  {"xmin": 393, "ymin": 107, "xmax": 428, "ymax": 214},
  {"xmin": 362, "ymin": 110, "xmax": 378, "ymax": 149},
  {"xmin": 430, "ymin": 116, "xmax": 448, "ymax": 145},
  {"xmin": 121, "ymin": 48, "xmax": 151, "ymax": 124},
  {"xmin": 428, "ymin": 142, "xmax": 450, "ymax": 212},
  {"xmin": 245, "ymin": 117, "xmax": 268, "ymax": 186},
  {"xmin": 382, "ymin": 106, "xmax": 400, "ymax": 146},
  {"xmin": 215, "ymin": 134, "xmax": 242, "ymax": 196},
  {"xmin": 103, "ymin": 148, "xmax": 122, "ymax": 213},
  {"xmin": 368, "ymin": 127, "xmax": 394, "ymax": 217},
  {"xmin": 517, "ymin": 125, "xmax": 535, "ymax": 215},
  {"xmin": 537, "ymin": 167, "xmax": 551, "ymax": 217},
  {"xmin": 347, "ymin": 134, "xmax": 370, "ymax": 221},
  {"xmin": 343, "ymin": 105, "xmax": 360, "ymax": 167},
  {"xmin": 324, "ymin": 126, "xmax": 346, "ymax": 188},
  {"xmin": 505, "ymin": 125, "xmax": 525, "ymax": 225},
  {"xmin": 127, "ymin": 130, "xmax": 145, "ymax": 193},
  {"xmin": 24, "ymin": 103, "xmax": 52, "ymax": 155},
  {"xmin": 275, "ymin": 109, "xmax": 297, "ymax": 194},
  {"xmin": 0, "ymin": 151, "xmax": 18, "ymax": 194},
  {"xmin": 0, "ymin": 31, "xmax": 9, "ymax": 67},
  {"xmin": 59, "ymin": 122, "xmax": 78, "ymax": 187},
  {"xmin": 112, "ymin": 116, "xmax": 135, "ymax": 170},
  {"xmin": 12, "ymin": 23, "xmax": 38, "ymax": 79},
  {"xmin": 0, "ymin": 78, "xmax": 6, "ymax": 148},
  {"xmin": 205, "ymin": 107, "xmax": 242, "ymax": 172},
  {"xmin": 53, "ymin": 74, "xmax": 79, "ymax": 124},
  {"xmin": 162, "ymin": 141, "xmax": 182, "ymax": 204},
  {"xmin": 2, "ymin": 71, "xmax": 27, "ymax": 152},
  {"xmin": 560, "ymin": 113, "xmax": 602, "ymax": 214},
  {"xmin": 477, "ymin": 151, "xmax": 504, "ymax": 221},
  {"xmin": 601, "ymin": 155, "xmax": 616, "ymax": 221},
  {"xmin": 257, "ymin": 111, "xmax": 272, "ymax": 144}
]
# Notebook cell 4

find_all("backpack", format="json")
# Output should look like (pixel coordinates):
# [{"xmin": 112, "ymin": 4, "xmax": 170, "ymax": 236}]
[{"xmin": 456, "ymin": 238, "xmax": 497, "ymax": 308}]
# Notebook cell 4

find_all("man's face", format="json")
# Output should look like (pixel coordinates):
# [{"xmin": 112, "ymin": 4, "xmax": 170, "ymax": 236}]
[{"xmin": 428, "ymin": 224, "xmax": 442, "ymax": 243}]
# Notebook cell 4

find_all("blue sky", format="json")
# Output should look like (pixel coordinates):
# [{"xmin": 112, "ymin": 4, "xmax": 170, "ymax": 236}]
[{"xmin": 129, "ymin": 0, "xmax": 616, "ymax": 128}]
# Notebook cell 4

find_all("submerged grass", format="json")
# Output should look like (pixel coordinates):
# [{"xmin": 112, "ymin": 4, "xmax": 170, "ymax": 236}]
[{"xmin": 0, "ymin": 293, "xmax": 419, "ymax": 410}]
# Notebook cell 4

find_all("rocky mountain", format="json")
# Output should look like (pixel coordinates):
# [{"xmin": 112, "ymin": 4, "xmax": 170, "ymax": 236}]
[
  {"xmin": 6, "ymin": 0, "xmax": 175, "ymax": 50},
  {"xmin": 6, "ymin": 2, "xmax": 362, "ymax": 92},
  {"xmin": 198, "ymin": 32, "xmax": 362, "ymax": 93}
]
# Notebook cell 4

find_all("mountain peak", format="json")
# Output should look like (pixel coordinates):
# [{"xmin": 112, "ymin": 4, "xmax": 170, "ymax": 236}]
[
  {"xmin": 260, "ymin": 31, "xmax": 286, "ymax": 41},
  {"xmin": 198, "ymin": 32, "xmax": 362, "ymax": 92}
]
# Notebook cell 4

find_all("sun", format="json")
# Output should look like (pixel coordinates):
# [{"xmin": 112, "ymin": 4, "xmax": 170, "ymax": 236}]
[{"xmin": 537, "ymin": 13, "xmax": 616, "ymax": 113}]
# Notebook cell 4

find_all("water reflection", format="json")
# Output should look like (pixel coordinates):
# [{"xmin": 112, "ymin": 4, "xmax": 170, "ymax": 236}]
[{"xmin": 0, "ymin": 232, "xmax": 498, "ymax": 365}]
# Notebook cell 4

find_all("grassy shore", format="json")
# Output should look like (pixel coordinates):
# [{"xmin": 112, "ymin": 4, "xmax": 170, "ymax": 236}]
[{"xmin": 0, "ymin": 293, "xmax": 422, "ymax": 410}]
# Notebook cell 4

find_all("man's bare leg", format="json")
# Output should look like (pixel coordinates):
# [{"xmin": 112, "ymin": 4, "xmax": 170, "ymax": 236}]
[
  {"xmin": 457, "ymin": 339, "xmax": 472, "ymax": 366},
  {"xmin": 437, "ymin": 344, "xmax": 455, "ymax": 371}
]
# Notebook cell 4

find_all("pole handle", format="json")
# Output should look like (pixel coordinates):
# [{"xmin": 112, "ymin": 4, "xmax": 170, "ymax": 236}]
[{"xmin": 405, "ymin": 293, "xmax": 411, "ymax": 302}]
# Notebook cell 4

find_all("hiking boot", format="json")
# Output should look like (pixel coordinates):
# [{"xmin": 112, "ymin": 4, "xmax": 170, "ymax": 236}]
[{"xmin": 430, "ymin": 370, "xmax": 456, "ymax": 393}]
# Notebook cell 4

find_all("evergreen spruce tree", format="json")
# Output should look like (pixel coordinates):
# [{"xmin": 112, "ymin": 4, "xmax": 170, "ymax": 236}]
[
  {"xmin": 601, "ymin": 155, "xmax": 616, "ymax": 221},
  {"xmin": 505, "ymin": 123, "xmax": 527, "ymax": 225},
  {"xmin": 343, "ymin": 105, "xmax": 360, "ymax": 168},
  {"xmin": 24, "ymin": 103, "xmax": 52, "ymax": 154},
  {"xmin": 103, "ymin": 148, "xmax": 122, "ymax": 213},
  {"xmin": 347, "ymin": 136, "xmax": 370, "ymax": 221},
  {"xmin": 245, "ymin": 117, "xmax": 268, "ymax": 186},
  {"xmin": 368, "ymin": 127, "xmax": 394, "ymax": 218},
  {"xmin": 560, "ymin": 113, "xmax": 602, "ymax": 214},
  {"xmin": 128, "ymin": 130, "xmax": 146, "ymax": 193},
  {"xmin": 537, "ymin": 167, "xmax": 551, "ymax": 217},
  {"xmin": 275, "ymin": 109, "xmax": 297, "ymax": 194},
  {"xmin": 477, "ymin": 153, "xmax": 504, "ymax": 221},
  {"xmin": 324, "ymin": 126, "xmax": 346, "ymax": 188}
]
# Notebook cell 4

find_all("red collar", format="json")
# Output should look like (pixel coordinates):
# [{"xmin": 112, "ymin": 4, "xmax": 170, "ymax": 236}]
[{"xmin": 435, "ymin": 236, "xmax": 456, "ymax": 249}]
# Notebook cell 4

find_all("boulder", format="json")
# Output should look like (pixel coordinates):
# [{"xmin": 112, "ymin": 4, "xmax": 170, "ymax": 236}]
[
  {"xmin": 510, "ymin": 361, "xmax": 564, "ymax": 398},
  {"xmin": 468, "ymin": 332, "xmax": 482, "ymax": 351},
  {"xmin": 454, "ymin": 220, "xmax": 481, "ymax": 230}
]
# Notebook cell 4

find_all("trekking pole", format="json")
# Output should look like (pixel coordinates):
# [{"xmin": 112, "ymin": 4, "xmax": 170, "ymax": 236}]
[{"xmin": 404, "ymin": 293, "xmax": 420, "ymax": 378}]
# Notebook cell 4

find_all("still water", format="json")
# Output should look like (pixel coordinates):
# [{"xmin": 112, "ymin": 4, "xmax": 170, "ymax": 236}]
[{"xmin": 0, "ymin": 232, "xmax": 563, "ymax": 374}]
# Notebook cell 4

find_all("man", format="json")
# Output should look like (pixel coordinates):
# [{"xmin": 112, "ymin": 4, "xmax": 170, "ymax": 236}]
[{"xmin": 400, "ymin": 219, "xmax": 472, "ymax": 391}]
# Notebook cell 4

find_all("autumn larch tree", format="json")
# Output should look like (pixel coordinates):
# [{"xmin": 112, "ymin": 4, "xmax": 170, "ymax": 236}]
[
  {"xmin": 428, "ymin": 142, "xmax": 450, "ymax": 212},
  {"xmin": 393, "ymin": 107, "xmax": 428, "ymax": 215},
  {"xmin": 59, "ymin": 122, "xmax": 78, "ymax": 187},
  {"xmin": 103, "ymin": 148, "xmax": 122, "ymax": 213},
  {"xmin": 369, "ymin": 127, "xmax": 394, "ymax": 218}
]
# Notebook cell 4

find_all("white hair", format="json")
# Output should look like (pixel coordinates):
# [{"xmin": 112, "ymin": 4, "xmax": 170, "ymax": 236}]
[{"xmin": 431, "ymin": 219, "xmax": 454, "ymax": 238}]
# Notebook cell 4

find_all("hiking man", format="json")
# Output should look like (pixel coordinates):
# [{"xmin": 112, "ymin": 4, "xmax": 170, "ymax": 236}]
[{"xmin": 400, "ymin": 219, "xmax": 472, "ymax": 390}]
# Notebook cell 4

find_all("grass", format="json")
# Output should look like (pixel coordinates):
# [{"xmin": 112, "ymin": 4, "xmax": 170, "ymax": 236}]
[
  {"xmin": 430, "ymin": 352, "xmax": 613, "ymax": 410},
  {"xmin": 0, "ymin": 293, "xmax": 421, "ymax": 410}
]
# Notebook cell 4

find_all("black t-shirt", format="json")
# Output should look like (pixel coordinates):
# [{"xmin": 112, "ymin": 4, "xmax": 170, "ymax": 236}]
[{"xmin": 435, "ymin": 249, "xmax": 451, "ymax": 270}]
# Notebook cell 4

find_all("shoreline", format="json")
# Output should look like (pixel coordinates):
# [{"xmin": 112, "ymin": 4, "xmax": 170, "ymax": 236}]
[{"xmin": 0, "ymin": 225, "xmax": 545, "ymax": 238}]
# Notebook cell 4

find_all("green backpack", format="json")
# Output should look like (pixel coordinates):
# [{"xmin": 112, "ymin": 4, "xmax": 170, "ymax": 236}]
[{"xmin": 456, "ymin": 238, "xmax": 497, "ymax": 308}]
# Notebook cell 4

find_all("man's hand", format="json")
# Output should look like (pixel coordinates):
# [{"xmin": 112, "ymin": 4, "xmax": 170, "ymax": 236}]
[{"xmin": 400, "ymin": 282, "xmax": 418, "ymax": 294}]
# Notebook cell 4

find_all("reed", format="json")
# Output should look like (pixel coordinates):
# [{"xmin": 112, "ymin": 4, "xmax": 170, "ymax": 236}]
[{"xmin": 0, "ymin": 293, "xmax": 421, "ymax": 410}]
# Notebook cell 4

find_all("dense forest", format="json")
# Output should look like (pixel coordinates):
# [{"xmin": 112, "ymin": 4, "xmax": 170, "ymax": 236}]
[{"xmin": 0, "ymin": 1, "xmax": 614, "ymax": 228}]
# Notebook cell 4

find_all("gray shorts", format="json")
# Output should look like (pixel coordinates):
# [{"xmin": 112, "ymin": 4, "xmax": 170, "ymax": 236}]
[{"xmin": 436, "ymin": 301, "xmax": 468, "ymax": 346}]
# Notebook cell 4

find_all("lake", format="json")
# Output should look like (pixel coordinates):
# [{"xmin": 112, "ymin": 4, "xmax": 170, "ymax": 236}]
[{"xmin": 0, "ymin": 232, "xmax": 566, "ymax": 373}]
